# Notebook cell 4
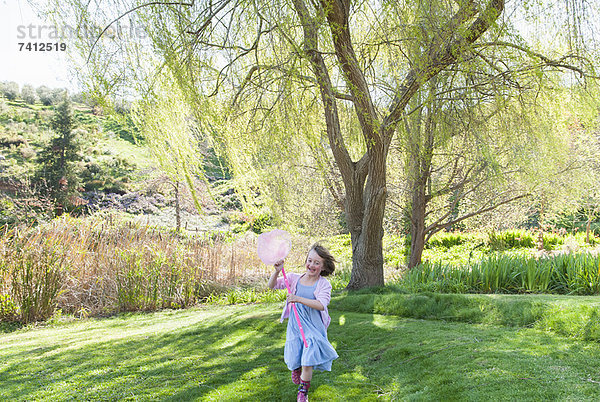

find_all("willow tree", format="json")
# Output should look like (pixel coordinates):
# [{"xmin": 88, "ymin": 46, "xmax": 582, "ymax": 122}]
[
  {"xmin": 399, "ymin": 76, "xmax": 599, "ymax": 267},
  {"xmin": 45, "ymin": 0, "xmax": 598, "ymax": 288},
  {"xmin": 398, "ymin": 58, "xmax": 599, "ymax": 267},
  {"xmin": 132, "ymin": 74, "xmax": 209, "ymax": 230},
  {"xmin": 399, "ymin": 75, "xmax": 532, "ymax": 268}
]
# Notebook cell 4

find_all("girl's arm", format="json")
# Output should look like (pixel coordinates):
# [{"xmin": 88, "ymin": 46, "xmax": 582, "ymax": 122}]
[
  {"xmin": 267, "ymin": 260, "xmax": 284, "ymax": 289},
  {"xmin": 287, "ymin": 294, "xmax": 324, "ymax": 311}
]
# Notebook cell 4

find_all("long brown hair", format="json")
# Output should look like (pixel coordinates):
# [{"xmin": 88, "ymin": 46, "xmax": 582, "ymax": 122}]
[{"xmin": 309, "ymin": 243, "xmax": 336, "ymax": 277}]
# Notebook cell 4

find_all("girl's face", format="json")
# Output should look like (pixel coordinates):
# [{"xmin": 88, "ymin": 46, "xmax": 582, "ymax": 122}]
[{"xmin": 305, "ymin": 249, "xmax": 324, "ymax": 278}]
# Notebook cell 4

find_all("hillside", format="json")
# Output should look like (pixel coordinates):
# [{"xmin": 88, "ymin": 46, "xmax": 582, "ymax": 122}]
[{"xmin": 0, "ymin": 96, "xmax": 238, "ymax": 232}]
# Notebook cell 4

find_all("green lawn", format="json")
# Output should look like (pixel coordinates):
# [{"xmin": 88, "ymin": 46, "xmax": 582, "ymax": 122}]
[{"xmin": 1, "ymin": 302, "xmax": 600, "ymax": 401}]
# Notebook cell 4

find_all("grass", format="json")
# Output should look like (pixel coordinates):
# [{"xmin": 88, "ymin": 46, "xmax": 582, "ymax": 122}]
[
  {"xmin": 2, "ymin": 300, "xmax": 600, "ymax": 401},
  {"xmin": 331, "ymin": 291, "xmax": 600, "ymax": 341}
]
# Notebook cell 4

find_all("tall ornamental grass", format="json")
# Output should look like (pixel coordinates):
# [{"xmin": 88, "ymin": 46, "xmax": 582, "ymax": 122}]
[
  {"xmin": 0, "ymin": 215, "xmax": 278, "ymax": 323},
  {"xmin": 400, "ymin": 252, "xmax": 600, "ymax": 295},
  {"xmin": 0, "ymin": 232, "xmax": 66, "ymax": 323}
]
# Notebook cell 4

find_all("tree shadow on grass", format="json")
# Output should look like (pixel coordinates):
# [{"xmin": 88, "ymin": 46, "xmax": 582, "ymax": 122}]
[{"xmin": 0, "ymin": 307, "xmax": 298, "ymax": 400}]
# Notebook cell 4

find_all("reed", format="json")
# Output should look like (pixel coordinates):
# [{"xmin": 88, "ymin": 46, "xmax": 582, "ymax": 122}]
[{"xmin": 0, "ymin": 215, "xmax": 273, "ymax": 323}]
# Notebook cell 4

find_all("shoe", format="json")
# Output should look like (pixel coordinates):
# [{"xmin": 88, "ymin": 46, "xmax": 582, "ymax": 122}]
[
  {"xmin": 297, "ymin": 380, "xmax": 310, "ymax": 402},
  {"xmin": 291, "ymin": 368, "xmax": 302, "ymax": 385},
  {"xmin": 297, "ymin": 389, "xmax": 308, "ymax": 402}
]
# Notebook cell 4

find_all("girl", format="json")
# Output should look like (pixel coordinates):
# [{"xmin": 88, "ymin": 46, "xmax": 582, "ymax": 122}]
[{"xmin": 268, "ymin": 244, "xmax": 339, "ymax": 402}]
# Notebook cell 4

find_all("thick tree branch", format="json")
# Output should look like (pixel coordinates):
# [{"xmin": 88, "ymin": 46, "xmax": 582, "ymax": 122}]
[
  {"xmin": 384, "ymin": 0, "xmax": 505, "ymax": 131},
  {"xmin": 291, "ymin": 0, "xmax": 355, "ymax": 183},
  {"xmin": 425, "ymin": 193, "xmax": 530, "ymax": 240},
  {"xmin": 319, "ymin": 0, "xmax": 381, "ymax": 146}
]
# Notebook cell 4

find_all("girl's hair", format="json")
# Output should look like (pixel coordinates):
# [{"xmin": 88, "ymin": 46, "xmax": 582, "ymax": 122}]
[{"xmin": 308, "ymin": 243, "xmax": 336, "ymax": 277}]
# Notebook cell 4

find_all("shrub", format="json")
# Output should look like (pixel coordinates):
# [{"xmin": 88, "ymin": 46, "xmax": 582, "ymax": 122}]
[
  {"xmin": 427, "ymin": 231, "xmax": 470, "ymax": 249},
  {"xmin": 542, "ymin": 231, "xmax": 564, "ymax": 249},
  {"xmin": 488, "ymin": 229, "xmax": 535, "ymax": 251},
  {"xmin": 250, "ymin": 212, "xmax": 273, "ymax": 234},
  {"xmin": 1, "ymin": 81, "xmax": 19, "ymax": 101},
  {"xmin": 21, "ymin": 85, "xmax": 38, "ymax": 105},
  {"xmin": 0, "ymin": 294, "xmax": 18, "ymax": 321}
]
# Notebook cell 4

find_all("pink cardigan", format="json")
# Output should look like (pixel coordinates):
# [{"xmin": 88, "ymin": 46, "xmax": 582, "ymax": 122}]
[{"xmin": 274, "ymin": 273, "xmax": 332, "ymax": 329}]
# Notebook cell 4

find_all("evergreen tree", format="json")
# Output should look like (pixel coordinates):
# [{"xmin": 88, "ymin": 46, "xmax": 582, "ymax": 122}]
[{"xmin": 36, "ymin": 97, "xmax": 81, "ymax": 210}]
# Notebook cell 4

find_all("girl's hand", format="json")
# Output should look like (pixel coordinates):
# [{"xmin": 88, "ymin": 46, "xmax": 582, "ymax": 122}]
[
  {"xmin": 274, "ymin": 259, "xmax": 284, "ymax": 272},
  {"xmin": 287, "ymin": 293, "xmax": 299, "ymax": 304}
]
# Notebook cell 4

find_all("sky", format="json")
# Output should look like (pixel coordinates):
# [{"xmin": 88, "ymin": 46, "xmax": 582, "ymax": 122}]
[
  {"xmin": 0, "ymin": 0, "xmax": 595, "ymax": 95},
  {"xmin": 0, "ymin": 0, "xmax": 79, "ymax": 91}
]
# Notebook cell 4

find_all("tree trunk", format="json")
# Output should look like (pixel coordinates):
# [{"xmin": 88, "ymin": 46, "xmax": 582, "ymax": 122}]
[
  {"xmin": 346, "ymin": 149, "xmax": 388, "ymax": 289},
  {"xmin": 407, "ymin": 150, "xmax": 431, "ymax": 269},
  {"xmin": 408, "ymin": 189, "xmax": 427, "ymax": 269},
  {"xmin": 586, "ymin": 218, "xmax": 591, "ymax": 244},
  {"xmin": 348, "ymin": 230, "xmax": 385, "ymax": 288},
  {"xmin": 174, "ymin": 181, "xmax": 181, "ymax": 232},
  {"xmin": 406, "ymin": 95, "xmax": 434, "ymax": 269}
]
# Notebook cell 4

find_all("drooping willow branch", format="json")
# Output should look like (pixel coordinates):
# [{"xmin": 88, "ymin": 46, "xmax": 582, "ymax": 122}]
[{"xmin": 86, "ymin": 1, "xmax": 195, "ymax": 63}]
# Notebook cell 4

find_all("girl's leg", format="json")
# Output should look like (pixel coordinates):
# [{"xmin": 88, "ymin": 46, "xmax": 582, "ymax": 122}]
[
  {"xmin": 300, "ymin": 366, "xmax": 313, "ymax": 381},
  {"xmin": 297, "ymin": 366, "xmax": 312, "ymax": 401},
  {"xmin": 291, "ymin": 367, "xmax": 302, "ymax": 384}
]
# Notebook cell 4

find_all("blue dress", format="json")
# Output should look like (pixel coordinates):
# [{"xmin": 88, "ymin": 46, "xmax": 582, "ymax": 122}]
[{"xmin": 284, "ymin": 281, "xmax": 339, "ymax": 371}]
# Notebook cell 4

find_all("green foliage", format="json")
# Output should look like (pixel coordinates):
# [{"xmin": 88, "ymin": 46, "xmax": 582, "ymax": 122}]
[
  {"xmin": 0, "ymin": 295, "xmax": 18, "ymax": 322},
  {"xmin": 0, "ymin": 215, "xmax": 269, "ymax": 321},
  {"xmin": 21, "ymin": 85, "xmax": 38, "ymax": 105},
  {"xmin": 221, "ymin": 209, "xmax": 275, "ymax": 234},
  {"xmin": 113, "ymin": 247, "xmax": 204, "ymax": 311},
  {"xmin": 332, "ymin": 291, "xmax": 600, "ymax": 342},
  {"xmin": 221, "ymin": 211, "xmax": 252, "ymax": 233},
  {"xmin": 325, "ymin": 234, "xmax": 353, "ymax": 267},
  {"xmin": 488, "ymin": 229, "xmax": 536, "ymax": 250},
  {"xmin": 74, "ymin": 109, "xmax": 99, "ymax": 128},
  {"xmin": 102, "ymin": 113, "xmax": 140, "ymax": 144},
  {"xmin": 213, "ymin": 180, "xmax": 242, "ymax": 210},
  {"xmin": 327, "ymin": 268, "xmax": 351, "ymax": 290},
  {"xmin": 250, "ymin": 212, "xmax": 273, "ymax": 234},
  {"xmin": 1, "ymin": 235, "xmax": 66, "ymax": 323},
  {"xmin": 206, "ymin": 288, "xmax": 287, "ymax": 305},
  {"xmin": 132, "ymin": 74, "xmax": 208, "ymax": 214},
  {"xmin": 36, "ymin": 86, "xmax": 65, "ymax": 106},
  {"xmin": 1, "ymin": 81, "xmax": 19, "ymax": 101},
  {"xmin": 205, "ymin": 266, "xmax": 350, "ymax": 306},
  {"xmin": 542, "ymin": 231, "xmax": 564, "ymax": 249},
  {"xmin": 201, "ymin": 147, "xmax": 232, "ymax": 181},
  {"xmin": 397, "ymin": 252, "xmax": 600, "ymax": 295},
  {"xmin": 35, "ymin": 97, "xmax": 82, "ymax": 208},
  {"xmin": 426, "ymin": 231, "xmax": 483, "ymax": 250},
  {"xmin": 79, "ymin": 157, "xmax": 136, "ymax": 194}
]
